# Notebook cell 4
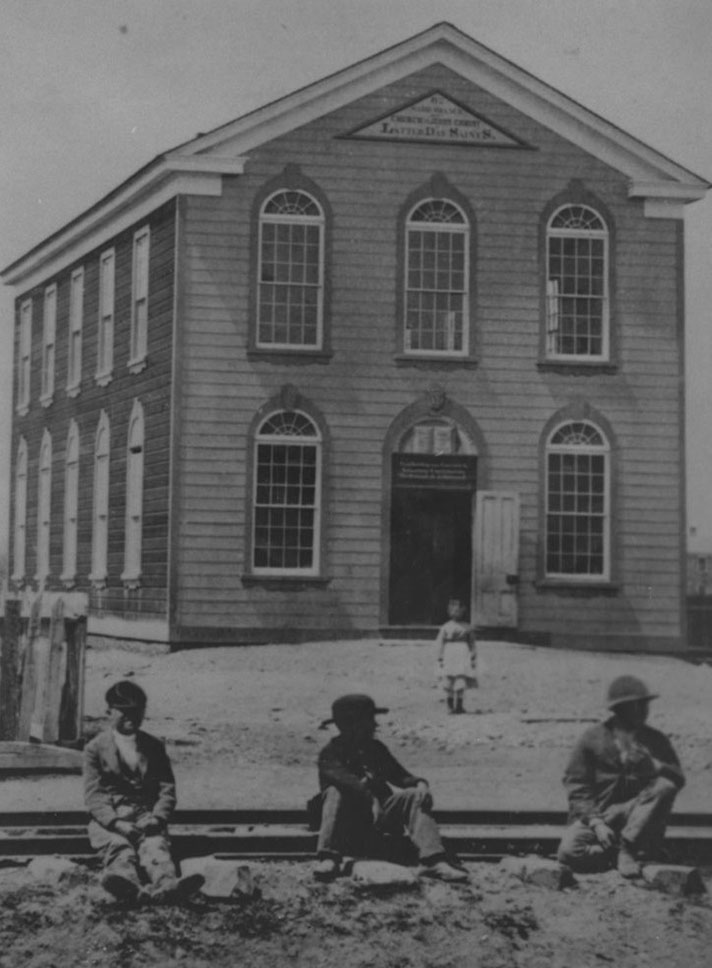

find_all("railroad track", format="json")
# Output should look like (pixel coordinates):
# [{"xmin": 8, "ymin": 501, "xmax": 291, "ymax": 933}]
[{"xmin": 3, "ymin": 810, "xmax": 712, "ymax": 863}]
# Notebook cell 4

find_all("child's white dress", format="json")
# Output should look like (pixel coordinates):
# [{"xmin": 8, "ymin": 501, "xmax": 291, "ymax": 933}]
[{"xmin": 437, "ymin": 620, "xmax": 477, "ymax": 686}]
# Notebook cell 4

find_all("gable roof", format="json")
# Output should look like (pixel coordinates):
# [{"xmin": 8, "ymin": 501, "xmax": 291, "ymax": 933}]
[{"xmin": 3, "ymin": 21, "xmax": 708, "ymax": 288}]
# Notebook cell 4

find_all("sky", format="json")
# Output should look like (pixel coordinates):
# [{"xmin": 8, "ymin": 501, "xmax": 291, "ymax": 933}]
[{"xmin": 1, "ymin": 0, "xmax": 711, "ymax": 561}]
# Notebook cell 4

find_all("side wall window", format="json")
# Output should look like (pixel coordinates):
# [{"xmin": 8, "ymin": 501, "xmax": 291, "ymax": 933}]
[
  {"xmin": 12, "ymin": 438, "xmax": 28, "ymax": 581},
  {"xmin": 129, "ymin": 227, "xmax": 150, "ymax": 369},
  {"xmin": 91, "ymin": 412, "xmax": 110, "ymax": 584},
  {"xmin": 256, "ymin": 190, "xmax": 325, "ymax": 350},
  {"xmin": 251, "ymin": 409, "xmax": 322, "ymax": 574},
  {"xmin": 403, "ymin": 199, "xmax": 469, "ymax": 356},
  {"xmin": 40, "ymin": 284, "xmax": 57, "ymax": 404},
  {"xmin": 62, "ymin": 420, "xmax": 80, "ymax": 585},
  {"xmin": 67, "ymin": 267, "xmax": 84, "ymax": 393},
  {"xmin": 545, "ymin": 420, "xmax": 610, "ymax": 579},
  {"xmin": 545, "ymin": 205, "xmax": 610, "ymax": 360},
  {"xmin": 36, "ymin": 429, "xmax": 52, "ymax": 584},
  {"xmin": 17, "ymin": 299, "xmax": 32, "ymax": 413},
  {"xmin": 96, "ymin": 249, "xmax": 115, "ymax": 381},
  {"xmin": 122, "ymin": 400, "xmax": 145, "ymax": 583}
]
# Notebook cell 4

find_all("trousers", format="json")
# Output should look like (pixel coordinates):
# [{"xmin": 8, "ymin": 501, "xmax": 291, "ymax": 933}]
[
  {"xmin": 88, "ymin": 819, "xmax": 177, "ymax": 889},
  {"xmin": 316, "ymin": 785, "xmax": 444, "ymax": 862},
  {"xmin": 557, "ymin": 776, "xmax": 678, "ymax": 872}
]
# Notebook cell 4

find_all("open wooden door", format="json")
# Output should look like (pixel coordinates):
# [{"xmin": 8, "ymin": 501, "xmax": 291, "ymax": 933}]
[{"xmin": 474, "ymin": 491, "xmax": 520, "ymax": 627}]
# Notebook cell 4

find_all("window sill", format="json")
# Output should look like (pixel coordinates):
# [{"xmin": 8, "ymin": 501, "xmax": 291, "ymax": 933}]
[
  {"xmin": 241, "ymin": 573, "xmax": 331, "ymax": 590},
  {"xmin": 537, "ymin": 360, "xmax": 618, "ymax": 375},
  {"xmin": 89, "ymin": 574, "xmax": 108, "ymax": 590},
  {"xmin": 121, "ymin": 572, "xmax": 142, "ymax": 590},
  {"xmin": 535, "ymin": 579, "xmax": 620, "ymax": 596},
  {"xmin": 247, "ymin": 348, "xmax": 333, "ymax": 365},
  {"xmin": 95, "ymin": 372, "xmax": 113, "ymax": 388},
  {"xmin": 60, "ymin": 574, "xmax": 77, "ymax": 590},
  {"xmin": 394, "ymin": 354, "xmax": 479, "ymax": 370},
  {"xmin": 39, "ymin": 393, "xmax": 54, "ymax": 408},
  {"xmin": 66, "ymin": 384, "xmax": 81, "ymax": 398},
  {"xmin": 127, "ymin": 357, "xmax": 147, "ymax": 375}
]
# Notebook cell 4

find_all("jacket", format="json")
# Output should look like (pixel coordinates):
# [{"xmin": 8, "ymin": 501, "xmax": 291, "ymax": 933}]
[
  {"xmin": 562, "ymin": 718, "xmax": 685, "ymax": 824},
  {"xmin": 83, "ymin": 728, "xmax": 177, "ymax": 830},
  {"xmin": 317, "ymin": 734, "xmax": 425, "ymax": 805}
]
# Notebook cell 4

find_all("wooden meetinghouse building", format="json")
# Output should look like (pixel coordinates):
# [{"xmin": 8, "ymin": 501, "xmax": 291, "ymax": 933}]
[{"xmin": 2, "ymin": 23, "xmax": 708, "ymax": 652}]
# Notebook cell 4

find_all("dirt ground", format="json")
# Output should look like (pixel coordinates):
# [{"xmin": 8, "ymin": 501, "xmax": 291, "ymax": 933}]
[{"xmin": 2, "ymin": 637, "xmax": 712, "ymax": 967}]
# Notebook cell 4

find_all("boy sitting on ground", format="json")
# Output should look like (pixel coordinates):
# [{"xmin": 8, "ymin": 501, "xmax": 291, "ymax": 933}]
[
  {"xmin": 83, "ymin": 679, "xmax": 203, "ymax": 902},
  {"xmin": 311, "ymin": 693, "xmax": 468, "ymax": 883}
]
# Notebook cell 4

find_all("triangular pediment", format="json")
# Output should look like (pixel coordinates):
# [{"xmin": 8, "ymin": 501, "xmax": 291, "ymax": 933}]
[{"xmin": 343, "ymin": 90, "xmax": 526, "ymax": 148}]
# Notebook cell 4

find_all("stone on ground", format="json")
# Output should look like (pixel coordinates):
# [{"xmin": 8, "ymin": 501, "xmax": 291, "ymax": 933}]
[
  {"xmin": 642, "ymin": 864, "xmax": 706, "ymax": 896},
  {"xmin": 27, "ymin": 856, "xmax": 79, "ymax": 884},
  {"xmin": 180, "ymin": 856, "xmax": 259, "ymax": 899},
  {"xmin": 350, "ymin": 859, "xmax": 419, "ymax": 888},
  {"xmin": 499, "ymin": 855, "xmax": 576, "ymax": 890}
]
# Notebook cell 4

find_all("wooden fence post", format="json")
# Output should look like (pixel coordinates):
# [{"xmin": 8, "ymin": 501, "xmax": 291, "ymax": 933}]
[{"xmin": 0, "ymin": 600, "xmax": 22, "ymax": 740}]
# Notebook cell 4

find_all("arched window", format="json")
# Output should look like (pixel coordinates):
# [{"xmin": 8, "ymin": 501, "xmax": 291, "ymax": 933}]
[
  {"xmin": 12, "ymin": 438, "xmax": 28, "ymax": 581},
  {"xmin": 545, "ymin": 420, "xmax": 610, "ymax": 578},
  {"xmin": 404, "ymin": 199, "xmax": 469, "ymax": 355},
  {"xmin": 546, "ymin": 205, "xmax": 609, "ymax": 360},
  {"xmin": 122, "ymin": 400, "xmax": 144, "ymax": 583},
  {"xmin": 91, "ymin": 412, "xmax": 110, "ymax": 584},
  {"xmin": 36, "ymin": 430, "xmax": 52, "ymax": 584},
  {"xmin": 252, "ymin": 410, "xmax": 322, "ymax": 574},
  {"xmin": 257, "ymin": 190, "xmax": 324, "ymax": 349},
  {"xmin": 62, "ymin": 421, "xmax": 80, "ymax": 585}
]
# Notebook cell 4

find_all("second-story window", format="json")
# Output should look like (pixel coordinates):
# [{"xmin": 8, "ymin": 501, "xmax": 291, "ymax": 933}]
[
  {"xmin": 97, "ymin": 249, "xmax": 115, "ymax": 381},
  {"xmin": 546, "ymin": 205, "xmax": 609, "ymax": 360},
  {"xmin": 40, "ymin": 285, "xmax": 57, "ymax": 404},
  {"xmin": 67, "ymin": 267, "xmax": 84, "ymax": 393},
  {"xmin": 17, "ymin": 299, "xmax": 32, "ymax": 414},
  {"xmin": 404, "ymin": 199, "xmax": 469, "ymax": 356},
  {"xmin": 129, "ymin": 227, "xmax": 150, "ymax": 369},
  {"xmin": 257, "ymin": 190, "xmax": 324, "ymax": 349}
]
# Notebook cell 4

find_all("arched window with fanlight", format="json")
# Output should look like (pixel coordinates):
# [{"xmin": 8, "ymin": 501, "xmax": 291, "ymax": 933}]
[
  {"xmin": 61, "ymin": 420, "xmax": 80, "ymax": 585},
  {"xmin": 404, "ymin": 198, "xmax": 469, "ymax": 356},
  {"xmin": 36, "ymin": 429, "xmax": 52, "ymax": 584},
  {"xmin": 546, "ymin": 204, "xmax": 609, "ymax": 360},
  {"xmin": 90, "ymin": 412, "xmax": 110, "ymax": 585},
  {"xmin": 122, "ymin": 400, "xmax": 145, "ymax": 584},
  {"xmin": 257, "ymin": 190, "xmax": 324, "ymax": 349},
  {"xmin": 252, "ymin": 410, "xmax": 322, "ymax": 574},
  {"xmin": 545, "ymin": 420, "xmax": 610, "ymax": 579}
]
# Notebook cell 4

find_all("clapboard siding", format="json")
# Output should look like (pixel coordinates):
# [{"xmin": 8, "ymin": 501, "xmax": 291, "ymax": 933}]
[
  {"xmin": 8, "ymin": 200, "xmax": 176, "ymax": 624},
  {"xmin": 163, "ymin": 63, "xmax": 687, "ymax": 647}
]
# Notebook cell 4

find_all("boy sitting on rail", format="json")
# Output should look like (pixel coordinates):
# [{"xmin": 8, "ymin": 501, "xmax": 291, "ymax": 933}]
[
  {"xmin": 310, "ymin": 692, "xmax": 468, "ymax": 882},
  {"xmin": 83, "ymin": 679, "xmax": 203, "ymax": 902}
]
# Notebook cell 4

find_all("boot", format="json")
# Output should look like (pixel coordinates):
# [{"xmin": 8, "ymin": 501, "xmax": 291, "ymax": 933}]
[
  {"xmin": 446, "ymin": 695, "xmax": 454, "ymax": 713},
  {"xmin": 454, "ymin": 696, "xmax": 464, "ymax": 715}
]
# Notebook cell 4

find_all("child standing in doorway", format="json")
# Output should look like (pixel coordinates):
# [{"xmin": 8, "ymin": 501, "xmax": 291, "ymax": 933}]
[{"xmin": 435, "ymin": 597, "xmax": 477, "ymax": 714}]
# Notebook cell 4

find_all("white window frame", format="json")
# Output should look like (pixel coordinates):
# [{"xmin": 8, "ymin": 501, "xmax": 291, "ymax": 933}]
[
  {"xmin": 61, "ymin": 420, "xmax": 80, "ymax": 586},
  {"xmin": 252, "ymin": 409, "xmax": 322, "ymax": 576},
  {"xmin": 90, "ymin": 412, "xmax": 110, "ymax": 585},
  {"xmin": 67, "ymin": 267, "xmax": 84, "ymax": 394},
  {"xmin": 122, "ymin": 400, "xmax": 145, "ymax": 584},
  {"xmin": 12, "ymin": 438, "xmax": 28, "ymax": 582},
  {"xmin": 17, "ymin": 299, "xmax": 32, "ymax": 414},
  {"xmin": 96, "ymin": 248, "xmax": 115, "ymax": 383},
  {"xmin": 129, "ymin": 226, "xmax": 150, "ymax": 371},
  {"xmin": 545, "ymin": 420, "xmax": 610, "ymax": 581},
  {"xmin": 546, "ymin": 205, "xmax": 609, "ymax": 361},
  {"xmin": 257, "ymin": 190, "xmax": 325, "ymax": 350},
  {"xmin": 40, "ymin": 284, "xmax": 57, "ymax": 405},
  {"xmin": 36, "ymin": 430, "xmax": 52, "ymax": 585},
  {"xmin": 404, "ymin": 199, "xmax": 470, "ymax": 357}
]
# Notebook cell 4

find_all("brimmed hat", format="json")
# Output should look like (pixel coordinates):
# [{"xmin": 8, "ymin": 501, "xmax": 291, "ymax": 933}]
[
  {"xmin": 606, "ymin": 675, "xmax": 658, "ymax": 709},
  {"xmin": 105, "ymin": 680, "xmax": 147, "ymax": 711},
  {"xmin": 320, "ymin": 693, "xmax": 388, "ymax": 729}
]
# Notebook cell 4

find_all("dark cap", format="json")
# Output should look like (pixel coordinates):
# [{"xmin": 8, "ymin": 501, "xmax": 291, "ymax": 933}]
[
  {"xmin": 606, "ymin": 675, "xmax": 658, "ymax": 709},
  {"xmin": 105, "ymin": 680, "xmax": 147, "ymax": 711},
  {"xmin": 320, "ymin": 693, "xmax": 388, "ymax": 729}
]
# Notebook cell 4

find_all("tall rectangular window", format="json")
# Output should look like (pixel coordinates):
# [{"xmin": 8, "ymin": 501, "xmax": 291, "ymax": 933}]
[
  {"xmin": 40, "ymin": 285, "xmax": 57, "ymax": 403},
  {"xmin": 122, "ymin": 400, "xmax": 145, "ymax": 583},
  {"xmin": 62, "ymin": 422, "xmax": 80, "ymax": 585},
  {"xmin": 36, "ymin": 432, "xmax": 52, "ymax": 584},
  {"xmin": 67, "ymin": 267, "xmax": 84, "ymax": 392},
  {"xmin": 129, "ymin": 227, "xmax": 150, "ymax": 367},
  {"xmin": 12, "ymin": 440, "xmax": 28, "ymax": 581},
  {"xmin": 91, "ymin": 414, "xmax": 110, "ymax": 584},
  {"xmin": 97, "ymin": 249, "xmax": 115, "ymax": 379},
  {"xmin": 17, "ymin": 300, "xmax": 32, "ymax": 413}
]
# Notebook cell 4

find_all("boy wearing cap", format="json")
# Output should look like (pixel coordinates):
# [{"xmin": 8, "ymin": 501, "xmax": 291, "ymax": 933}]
[
  {"xmin": 83, "ymin": 680, "xmax": 202, "ymax": 902},
  {"xmin": 311, "ymin": 693, "xmax": 468, "ymax": 882},
  {"xmin": 557, "ymin": 675, "xmax": 685, "ymax": 878}
]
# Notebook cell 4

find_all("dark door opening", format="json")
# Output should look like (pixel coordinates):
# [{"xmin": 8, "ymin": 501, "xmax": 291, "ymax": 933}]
[{"xmin": 388, "ymin": 487, "xmax": 473, "ymax": 626}]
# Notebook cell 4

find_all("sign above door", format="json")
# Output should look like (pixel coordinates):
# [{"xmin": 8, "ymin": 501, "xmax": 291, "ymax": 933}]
[
  {"xmin": 344, "ymin": 91, "xmax": 526, "ymax": 148},
  {"xmin": 393, "ymin": 454, "xmax": 477, "ymax": 490}
]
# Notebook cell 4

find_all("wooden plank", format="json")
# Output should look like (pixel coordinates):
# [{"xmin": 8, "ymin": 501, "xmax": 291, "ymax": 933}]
[
  {"xmin": 59, "ymin": 618, "xmax": 86, "ymax": 742},
  {"xmin": 0, "ymin": 600, "xmax": 22, "ymax": 740},
  {"xmin": 18, "ymin": 596, "xmax": 42, "ymax": 742},
  {"xmin": 0, "ymin": 742, "xmax": 82, "ymax": 774},
  {"xmin": 43, "ymin": 598, "xmax": 66, "ymax": 744}
]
